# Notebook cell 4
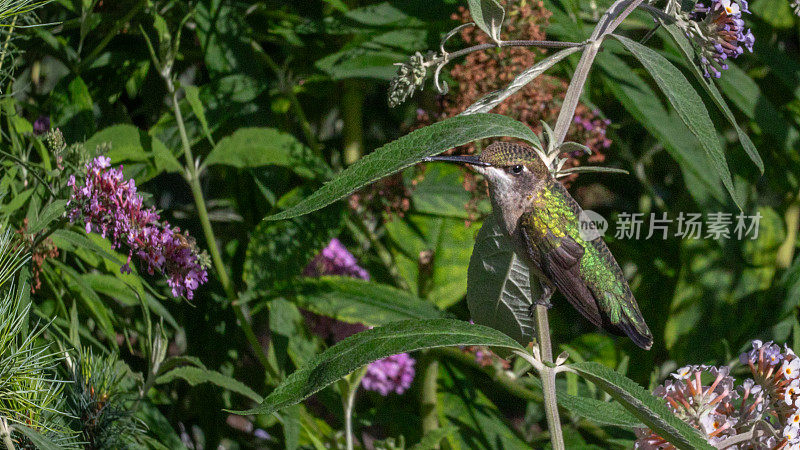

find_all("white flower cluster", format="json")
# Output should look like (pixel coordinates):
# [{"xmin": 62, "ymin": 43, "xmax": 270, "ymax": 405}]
[{"xmin": 636, "ymin": 340, "xmax": 800, "ymax": 449}]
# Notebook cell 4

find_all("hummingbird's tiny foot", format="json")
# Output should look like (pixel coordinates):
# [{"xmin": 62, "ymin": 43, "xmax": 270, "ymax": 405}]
[{"xmin": 529, "ymin": 282, "xmax": 554, "ymax": 316}]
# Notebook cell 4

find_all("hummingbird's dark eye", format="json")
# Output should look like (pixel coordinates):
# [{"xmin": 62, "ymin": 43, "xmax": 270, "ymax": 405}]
[{"xmin": 510, "ymin": 165, "xmax": 524, "ymax": 175}]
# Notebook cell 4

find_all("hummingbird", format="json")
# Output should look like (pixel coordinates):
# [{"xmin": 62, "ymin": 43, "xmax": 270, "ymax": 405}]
[{"xmin": 425, "ymin": 141, "xmax": 653, "ymax": 350}]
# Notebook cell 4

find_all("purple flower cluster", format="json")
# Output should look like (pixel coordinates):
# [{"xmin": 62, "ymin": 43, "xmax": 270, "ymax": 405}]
[
  {"xmin": 302, "ymin": 239, "xmax": 415, "ymax": 396},
  {"xmin": 67, "ymin": 156, "xmax": 208, "ymax": 299},
  {"xmin": 361, "ymin": 353, "xmax": 416, "ymax": 396},
  {"xmin": 33, "ymin": 116, "xmax": 50, "ymax": 135},
  {"xmin": 687, "ymin": 0, "xmax": 754, "ymax": 78},
  {"xmin": 303, "ymin": 238, "xmax": 369, "ymax": 280},
  {"xmin": 636, "ymin": 340, "xmax": 800, "ymax": 449}
]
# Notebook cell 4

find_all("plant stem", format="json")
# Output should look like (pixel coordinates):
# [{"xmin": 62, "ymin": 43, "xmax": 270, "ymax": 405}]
[
  {"xmin": 777, "ymin": 192, "xmax": 799, "ymax": 268},
  {"xmin": 434, "ymin": 39, "xmax": 585, "ymax": 65},
  {"xmin": 550, "ymin": 0, "xmax": 645, "ymax": 156},
  {"xmin": 343, "ymin": 381, "xmax": 357, "ymax": 450},
  {"xmin": 339, "ymin": 367, "xmax": 366, "ymax": 450},
  {"xmin": 342, "ymin": 80, "xmax": 364, "ymax": 165},
  {"xmin": 0, "ymin": 15, "xmax": 18, "ymax": 83},
  {"xmin": 419, "ymin": 353, "xmax": 440, "ymax": 440},
  {"xmin": 169, "ymin": 88, "xmax": 276, "ymax": 378},
  {"xmin": 534, "ymin": 304, "xmax": 565, "ymax": 450}
]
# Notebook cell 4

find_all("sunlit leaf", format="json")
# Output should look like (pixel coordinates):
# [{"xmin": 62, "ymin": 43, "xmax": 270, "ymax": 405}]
[
  {"xmin": 285, "ymin": 276, "xmax": 447, "ymax": 326},
  {"xmin": 467, "ymin": 0, "xmax": 505, "ymax": 43},
  {"xmin": 266, "ymin": 113, "xmax": 541, "ymax": 221}
]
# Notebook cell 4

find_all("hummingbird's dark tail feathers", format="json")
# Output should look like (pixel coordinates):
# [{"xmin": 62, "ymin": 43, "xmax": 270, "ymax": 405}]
[
  {"xmin": 600, "ymin": 292, "xmax": 653, "ymax": 350},
  {"xmin": 614, "ymin": 319, "xmax": 653, "ymax": 350}
]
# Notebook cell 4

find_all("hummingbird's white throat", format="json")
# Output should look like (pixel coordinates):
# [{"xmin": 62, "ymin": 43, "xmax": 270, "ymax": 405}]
[{"xmin": 474, "ymin": 165, "xmax": 529, "ymax": 238}]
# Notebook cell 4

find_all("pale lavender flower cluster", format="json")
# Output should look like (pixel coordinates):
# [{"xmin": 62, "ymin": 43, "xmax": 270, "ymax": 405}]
[
  {"xmin": 686, "ymin": 0, "xmax": 754, "ymax": 78},
  {"xmin": 67, "ymin": 156, "xmax": 208, "ymax": 299},
  {"xmin": 361, "ymin": 353, "xmax": 416, "ymax": 396},
  {"xmin": 636, "ymin": 340, "xmax": 800, "ymax": 449},
  {"xmin": 303, "ymin": 239, "xmax": 415, "ymax": 396}
]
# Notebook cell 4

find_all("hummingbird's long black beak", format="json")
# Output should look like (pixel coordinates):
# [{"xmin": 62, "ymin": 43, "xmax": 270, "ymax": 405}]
[{"xmin": 421, "ymin": 155, "xmax": 491, "ymax": 167}]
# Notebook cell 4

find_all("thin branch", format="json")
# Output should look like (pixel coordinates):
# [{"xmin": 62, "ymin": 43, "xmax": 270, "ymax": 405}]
[
  {"xmin": 433, "ymin": 39, "xmax": 586, "ymax": 65},
  {"xmin": 550, "ymin": 0, "xmax": 645, "ymax": 161},
  {"xmin": 534, "ymin": 304, "xmax": 565, "ymax": 450}
]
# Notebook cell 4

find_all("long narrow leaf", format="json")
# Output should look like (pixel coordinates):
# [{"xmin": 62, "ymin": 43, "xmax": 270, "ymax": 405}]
[
  {"xmin": 461, "ymin": 46, "xmax": 582, "ymax": 115},
  {"xmin": 613, "ymin": 34, "xmax": 741, "ymax": 208},
  {"xmin": 266, "ymin": 114, "xmax": 541, "ymax": 221},
  {"xmin": 570, "ymin": 362, "xmax": 714, "ymax": 449},
  {"xmin": 652, "ymin": 15, "xmax": 763, "ymax": 173},
  {"xmin": 233, "ymin": 320, "xmax": 524, "ymax": 416}
]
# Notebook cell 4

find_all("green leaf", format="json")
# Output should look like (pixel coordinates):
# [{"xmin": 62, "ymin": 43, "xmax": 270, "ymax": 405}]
[
  {"xmin": 285, "ymin": 276, "xmax": 446, "ymax": 326},
  {"xmin": 654, "ymin": 19, "xmax": 763, "ymax": 173},
  {"xmin": 613, "ymin": 35, "xmax": 740, "ymax": 208},
  {"xmin": 268, "ymin": 297, "xmax": 320, "ymax": 373},
  {"xmin": 467, "ymin": 0, "xmax": 505, "ymax": 43},
  {"xmin": 183, "ymin": 84, "xmax": 214, "ymax": 145},
  {"xmin": 13, "ymin": 424, "xmax": 62, "ymax": 450},
  {"xmin": 467, "ymin": 212, "xmax": 535, "ymax": 344},
  {"xmin": 343, "ymin": 2, "xmax": 422, "ymax": 26},
  {"xmin": 52, "ymin": 260, "xmax": 117, "ymax": 346},
  {"xmin": 438, "ymin": 363, "xmax": 529, "ymax": 449},
  {"xmin": 559, "ymin": 391, "xmax": 642, "ymax": 428},
  {"xmin": 84, "ymin": 125, "xmax": 181, "ymax": 179},
  {"xmin": 596, "ymin": 51, "xmax": 726, "ymax": 205},
  {"xmin": 84, "ymin": 273, "xmax": 138, "ymax": 306},
  {"xmin": 156, "ymin": 366, "xmax": 263, "ymax": 403},
  {"xmin": 157, "ymin": 355, "xmax": 207, "ymax": 377},
  {"xmin": 28, "ymin": 200, "xmax": 67, "ymax": 235},
  {"xmin": 385, "ymin": 214, "xmax": 478, "ymax": 307},
  {"xmin": 204, "ymin": 127, "xmax": 325, "ymax": 177},
  {"xmin": 234, "ymin": 319, "xmax": 523, "ymax": 416},
  {"xmin": 316, "ymin": 47, "xmax": 407, "ymax": 81},
  {"xmin": 50, "ymin": 229, "xmax": 123, "ymax": 265},
  {"xmin": 51, "ymin": 76, "xmax": 94, "ymax": 143},
  {"xmin": 528, "ymin": 376, "xmax": 642, "ymax": 428},
  {"xmin": 0, "ymin": 187, "xmax": 33, "ymax": 215},
  {"xmin": 752, "ymin": 0, "xmax": 795, "ymax": 28},
  {"xmin": 569, "ymin": 362, "xmax": 714, "ymax": 449},
  {"xmin": 283, "ymin": 404, "xmax": 301, "ymax": 450},
  {"xmin": 267, "ymin": 113, "xmax": 540, "ymax": 221}
]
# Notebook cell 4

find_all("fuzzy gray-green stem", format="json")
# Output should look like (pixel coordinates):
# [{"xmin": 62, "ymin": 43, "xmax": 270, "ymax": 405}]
[
  {"xmin": 550, "ymin": 0, "xmax": 646, "ymax": 154},
  {"xmin": 342, "ymin": 380, "xmax": 357, "ymax": 450},
  {"xmin": 534, "ymin": 304, "xmax": 564, "ymax": 450},
  {"xmin": 340, "ymin": 367, "xmax": 367, "ymax": 450}
]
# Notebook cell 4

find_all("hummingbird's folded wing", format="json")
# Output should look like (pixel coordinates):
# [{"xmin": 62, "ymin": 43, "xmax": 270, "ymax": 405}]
[
  {"xmin": 519, "ymin": 204, "xmax": 653, "ymax": 350},
  {"xmin": 518, "ymin": 212, "xmax": 604, "ymax": 329}
]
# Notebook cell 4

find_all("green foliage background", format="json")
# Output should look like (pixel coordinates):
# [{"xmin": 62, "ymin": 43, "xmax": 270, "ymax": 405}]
[{"xmin": 0, "ymin": 0, "xmax": 797, "ymax": 447}]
